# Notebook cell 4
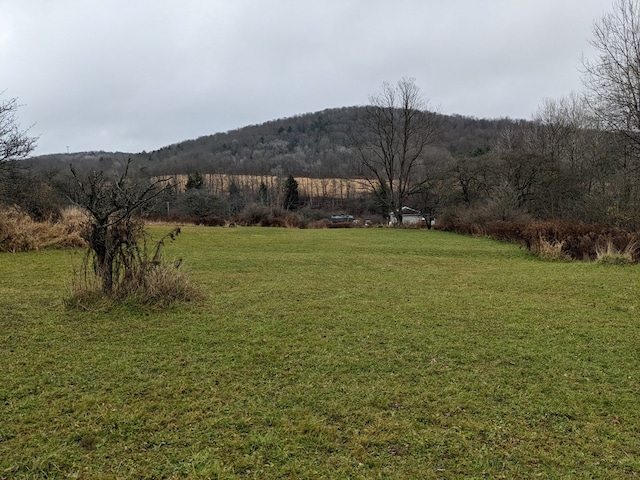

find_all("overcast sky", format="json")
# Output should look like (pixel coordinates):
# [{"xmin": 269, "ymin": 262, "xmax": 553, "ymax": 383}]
[{"xmin": 1, "ymin": 0, "xmax": 611, "ymax": 155}]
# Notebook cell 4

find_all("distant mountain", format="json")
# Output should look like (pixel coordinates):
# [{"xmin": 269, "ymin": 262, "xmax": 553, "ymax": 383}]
[{"xmin": 26, "ymin": 106, "xmax": 527, "ymax": 178}]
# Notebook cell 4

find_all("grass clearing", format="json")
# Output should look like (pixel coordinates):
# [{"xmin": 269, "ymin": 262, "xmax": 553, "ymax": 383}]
[{"xmin": 1, "ymin": 226, "xmax": 639, "ymax": 478}]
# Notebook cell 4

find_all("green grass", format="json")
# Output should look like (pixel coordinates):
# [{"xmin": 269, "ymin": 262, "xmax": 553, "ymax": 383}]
[{"xmin": 1, "ymin": 226, "xmax": 639, "ymax": 479}]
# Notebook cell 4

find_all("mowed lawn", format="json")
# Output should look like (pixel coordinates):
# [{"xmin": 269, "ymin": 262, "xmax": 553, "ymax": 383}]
[{"xmin": 1, "ymin": 226, "xmax": 639, "ymax": 479}]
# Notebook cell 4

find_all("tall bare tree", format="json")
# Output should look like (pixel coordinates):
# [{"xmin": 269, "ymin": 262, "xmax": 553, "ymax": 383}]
[
  {"xmin": 582, "ymin": 0, "xmax": 640, "ymax": 225},
  {"xmin": 353, "ymin": 78, "xmax": 440, "ymax": 223},
  {"xmin": 582, "ymin": 0, "xmax": 640, "ymax": 150},
  {"xmin": 0, "ymin": 94, "xmax": 45, "ymax": 216},
  {"xmin": 0, "ymin": 95, "xmax": 37, "ymax": 162}
]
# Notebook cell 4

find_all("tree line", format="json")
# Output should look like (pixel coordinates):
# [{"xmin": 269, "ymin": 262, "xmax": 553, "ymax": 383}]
[
  {"xmin": 5, "ymin": 101, "xmax": 639, "ymax": 228},
  {"xmin": 4, "ymin": 0, "xmax": 640, "ymax": 230}
]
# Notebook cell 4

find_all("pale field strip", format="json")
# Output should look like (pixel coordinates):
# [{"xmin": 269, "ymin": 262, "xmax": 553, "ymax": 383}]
[{"xmin": 162, "ymin": 173, "xmax": 370, "ymax": 199}]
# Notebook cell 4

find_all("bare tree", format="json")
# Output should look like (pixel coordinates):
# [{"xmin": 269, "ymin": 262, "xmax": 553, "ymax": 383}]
[
  {"xmin": 352, "ymin": 78, "xmax": 440, "ymax": 223},
  {"xmin": 582, "ymin": 0, "xmax": 640, "ymax": 151},
  {"xmin": 70, "ymin": 160, "xmax": 175, "ymax": 296},
  {"xmin": 0, "ymin": 95, "xmax": 38, "ymax": 162},
  {"xmin": 581, "ymin": 0, "xmax": 640, "ymax": 225}
]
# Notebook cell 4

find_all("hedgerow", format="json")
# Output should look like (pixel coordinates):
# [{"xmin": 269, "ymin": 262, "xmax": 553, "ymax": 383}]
[{"xmin": 438, "ymin": 218, "xmax": 640, "ymax": 262}]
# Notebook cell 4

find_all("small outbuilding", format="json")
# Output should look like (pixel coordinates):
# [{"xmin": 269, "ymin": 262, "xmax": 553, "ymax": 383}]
[{"xmin": 388, "ymin": 206, "xmax": 424, "ymax": 226}]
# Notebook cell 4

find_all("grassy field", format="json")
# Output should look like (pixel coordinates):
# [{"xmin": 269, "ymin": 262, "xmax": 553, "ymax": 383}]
[{"xmin": 1, "ymin": 226, "xmax": 639, "ymax": 479}]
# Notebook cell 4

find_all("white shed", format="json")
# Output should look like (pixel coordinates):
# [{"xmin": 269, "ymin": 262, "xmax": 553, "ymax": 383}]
[{"xmin": 388, "ymin": 206, "xmax": 424, "ymax": 226}]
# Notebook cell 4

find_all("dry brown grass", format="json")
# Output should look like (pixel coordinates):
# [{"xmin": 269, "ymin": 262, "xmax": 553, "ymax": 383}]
[
  {"xmin": 595, "ymin": 240, "xmax": 636, "ymax": 265},
  {"xmin": 66, "ymin": 260, "xmax": 205, "ymax": 310},
  {"xmin": 307, "ymin": 219, "xmax": 329, "ymax": 229},
  {"xmin": 67, "ymin": 227, "xmax": 205, "ymax": 309},
  {"xmin": 533, "ymin": 237, "xmax": 571, "ymax": 261},
  {"xmin": 137, "ymin": 261, "xmax": 206, "ymax": 306},
  {"xmin": 0, "ymin": 206, "xmax": 87, "ymax": 252},
  {"xmin": 60, "ymin": 206, "xmax": 90, "ymax": 232}
]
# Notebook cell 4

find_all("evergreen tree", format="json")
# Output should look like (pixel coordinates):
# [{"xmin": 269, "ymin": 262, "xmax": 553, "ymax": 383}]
[
  {"xmin": 283, "ymin": 174, "xmax": 299, "ymax": 210},
  {"xmin": 185, "ymin": 172, "xmax": 204, "ymax": 190},
  {"xmin": 228, "ymin": 179, "xmax": 244, "ymax": 214},
  {"xmin": 258, "ymin": 181, "xmax": 269, "ymax": 205}
]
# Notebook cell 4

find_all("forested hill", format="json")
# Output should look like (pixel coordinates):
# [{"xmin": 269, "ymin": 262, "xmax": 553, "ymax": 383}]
[{"xmin": 27, "ymin": 107, "xmax": 527, "ymax": 178}]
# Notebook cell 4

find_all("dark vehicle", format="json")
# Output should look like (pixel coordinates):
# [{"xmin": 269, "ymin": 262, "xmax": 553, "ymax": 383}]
[{"xmin": 330, "ymin": 214, "xmax": 354, "ymax": 223}]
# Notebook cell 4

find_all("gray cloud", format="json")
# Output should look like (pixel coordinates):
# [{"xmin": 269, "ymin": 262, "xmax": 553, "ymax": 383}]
[{"xmin": 1, "ymin": 0, "xmax": 611, "ymax": 154}]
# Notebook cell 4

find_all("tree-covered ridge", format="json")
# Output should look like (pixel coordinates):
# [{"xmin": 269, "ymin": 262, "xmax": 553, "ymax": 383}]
[
  {"xmin": 142, "ymin": 107, "xmax": 517, "ymax": 178},
  {"xmin": 27, "ymin": 107, "xmax": 515, "ymax": 179}
]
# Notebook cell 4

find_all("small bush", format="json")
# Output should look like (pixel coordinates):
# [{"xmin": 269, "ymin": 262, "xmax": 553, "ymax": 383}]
[
  {"xmin": 283, "ymin": 213, "xmax": 306, "ymax": 228},
  {"xmin": 197, "ymin": 215, "xmax": 225, "ymax": 227},
  {"xmin": 237, "ymin": 204, "xmax": 272, "ymax": 226},
  {"xmin": 260, "ymin": 216, "xmax": 285, "ymax": 227},
  {"xmin": 130, "ymin": 261, "xmax": 206, "ymax": 306},
  {"xmin": 255, "ymin": 212, "xmax": 306, "ymax": 228},
  {"xmin": 67, "ymin": 262, "xmax": 204, "ymax": 311},
  {"xmin": 68, "ymin": 229, "xmax": 205, "ymax": 309}
]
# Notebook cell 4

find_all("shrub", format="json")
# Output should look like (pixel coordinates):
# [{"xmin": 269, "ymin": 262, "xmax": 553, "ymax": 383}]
[
  {"xmin": 437, "ymin": 204, "xmax": 531, "ymax": 237},
  {"xmin": 283, "ymin": 213, "xmax": 306, "ymax": 228},
  {"xmin": 519, "ymin": 222, "xmax": 640, "ymax": 262},
  {"xmin": 250, "ymin": 211, "xmax": 306, "ymax": 228},
  {"xmin": 178, "ymin": 190, "xmax": 228, "ymax": 218},
  {"xmin": 130, "ymin": 260, "xmax": 206, "ymax": 306},
  {"xmin": 237, "ymin": 203, "xmax": 272, "ymax": 226},
  {"xmin": 0, "ymin": 206, "xmax": 86, "ymax": 252},
  {"xmin": 439, "ymin": 215, "xmax": 640, "ymax": 263},
  {"xmin": 68, "ymin": 228, "xmax": 205, "ymax": 308},
  {"xmin": 260, "ymin": 216, "xmax": 284, "ymax": 227},
  {"xmin": 197, "ymin": 215, "xmax": 225, "ymax": 227}
]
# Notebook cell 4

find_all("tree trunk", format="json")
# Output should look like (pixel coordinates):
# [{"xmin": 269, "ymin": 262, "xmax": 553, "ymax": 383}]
[{"xmin": 91, "ymin": 223, "xmax": 113, "ymax": 295}]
